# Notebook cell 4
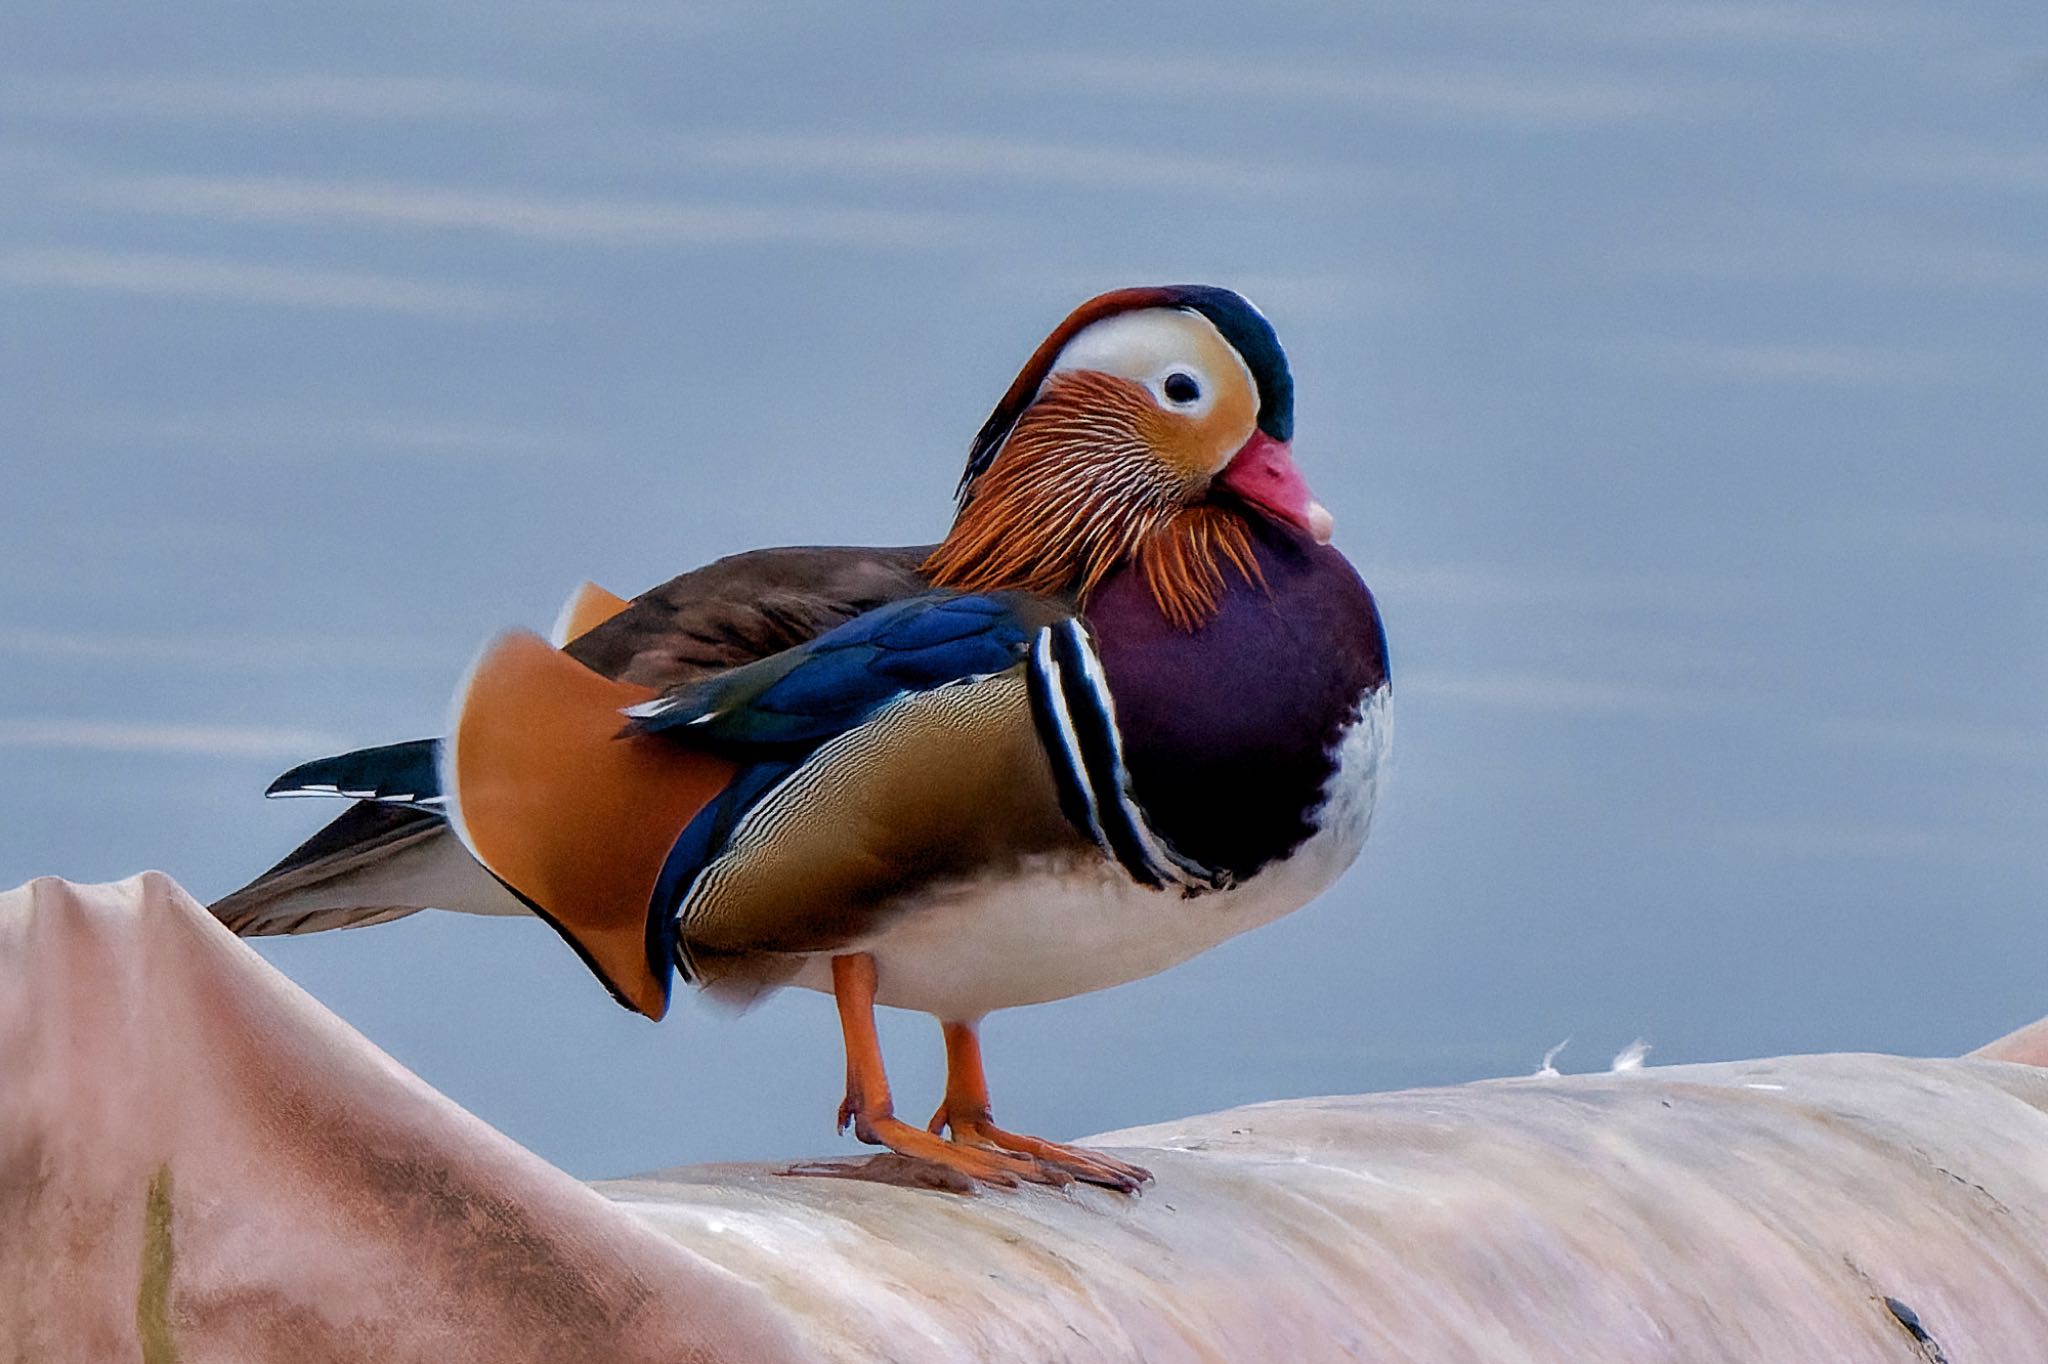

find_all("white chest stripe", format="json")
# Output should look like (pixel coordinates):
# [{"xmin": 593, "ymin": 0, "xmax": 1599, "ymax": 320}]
[
  {"xmin": 1026, "ymin": 626, "xmax": 1110, "ymax": 852},
  {"xmin": 1026, "ymin": 619, "xmax": 1229, "ymax": 895}
]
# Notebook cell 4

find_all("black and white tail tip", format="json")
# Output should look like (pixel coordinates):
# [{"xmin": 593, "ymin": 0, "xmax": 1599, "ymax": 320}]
[{"xmin": 266, "ymin": 738, "xmax": 447, "ymax": 809}]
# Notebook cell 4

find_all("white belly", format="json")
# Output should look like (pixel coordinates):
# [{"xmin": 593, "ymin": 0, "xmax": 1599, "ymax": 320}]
[{"xmin": 788, "ymin": 687, "xmax": 1390, "ymax": 1019}]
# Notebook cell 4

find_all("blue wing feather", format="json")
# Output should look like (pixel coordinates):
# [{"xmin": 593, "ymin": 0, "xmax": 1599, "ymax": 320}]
[
  {"xmin": 628, "ymin": 591, "xmax": 1063, "ymax": 950},
  {"xmin": 866, "ymin": 593, "xmax": 1012, "ymax": 650},
  {"xmin": 649, "ymin": 759, "xmax": 798, "ymax": 981},
  {"xmin": 629, "ymin": 591, "xmax": 1045, "ymax": 752}
]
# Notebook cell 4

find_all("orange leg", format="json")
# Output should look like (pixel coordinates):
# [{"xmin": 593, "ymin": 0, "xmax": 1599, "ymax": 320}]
[
  {"xmin": 829, "ymin": 955, "xmax": 1065, "ymax": 1190},
  {"xmin": 927, "ymin": 1019, "xmax": 1152, "ymax": 1192}
]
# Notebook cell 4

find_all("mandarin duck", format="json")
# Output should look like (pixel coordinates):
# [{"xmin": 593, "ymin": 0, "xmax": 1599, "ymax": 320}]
[{"xmin": 215, "ymin": 285, "xmax": 1391, "ymax": 1191}]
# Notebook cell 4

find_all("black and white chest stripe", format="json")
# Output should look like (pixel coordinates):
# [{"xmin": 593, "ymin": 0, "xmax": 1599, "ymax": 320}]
[{"xmin": 1024, "ymin": 619, "xmax": 1231, "ymax": 896}]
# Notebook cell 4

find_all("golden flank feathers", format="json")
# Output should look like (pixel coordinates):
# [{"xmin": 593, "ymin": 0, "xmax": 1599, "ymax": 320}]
[{"xmin": 923, "ymin": 370, "xmax": 1260, "ymax": 629}]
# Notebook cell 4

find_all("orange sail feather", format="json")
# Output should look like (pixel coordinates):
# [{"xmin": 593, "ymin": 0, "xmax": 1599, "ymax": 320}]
[{"xmin": 446, "ymin": 631, "xmax": 734, "ymax": 1018}]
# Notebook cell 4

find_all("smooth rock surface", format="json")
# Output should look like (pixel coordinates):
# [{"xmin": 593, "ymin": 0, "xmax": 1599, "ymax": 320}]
[{"xmin": 5, "ymin": 873, "xmax": 2046, "ymax": 1362}]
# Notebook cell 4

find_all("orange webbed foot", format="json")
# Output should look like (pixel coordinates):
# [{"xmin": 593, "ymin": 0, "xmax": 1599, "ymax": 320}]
[
  {"xmin": 846, "ymin": 1112, "xmax": 1072, "ymax": 1191},
  {"xmin": 929, "ymin": 1108, "xmax": 1152, "ymax": 1193}
]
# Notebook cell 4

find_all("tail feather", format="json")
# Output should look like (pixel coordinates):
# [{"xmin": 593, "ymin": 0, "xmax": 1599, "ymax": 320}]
[
  {"xmin": 210, "ymin": 802, "xmax": 528, "ymax": 935},
  {"xmin": 267, "ymin": 738, "xmax": 444, "ymax": 806},
  {"xmin": 446, "ymin": 630, "xmax": 738, "ymax": 1019}
]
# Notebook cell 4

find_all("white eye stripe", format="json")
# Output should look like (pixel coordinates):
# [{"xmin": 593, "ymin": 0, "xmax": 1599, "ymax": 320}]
[{"xmin": 1049, "ymin": 308, "xmax": 1235, "ymax": 419}]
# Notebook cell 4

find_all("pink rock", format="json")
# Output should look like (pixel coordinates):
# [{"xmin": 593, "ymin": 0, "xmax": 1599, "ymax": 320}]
[{"xmin": 6, "ymin": 873, "xmax": 2047, "ymax": 1362}]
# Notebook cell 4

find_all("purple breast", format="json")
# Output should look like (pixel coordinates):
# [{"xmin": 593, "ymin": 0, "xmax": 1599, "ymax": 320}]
[{"xmin": 1085, "ymin": 520, "xmax": 1389, "ymax": 881}]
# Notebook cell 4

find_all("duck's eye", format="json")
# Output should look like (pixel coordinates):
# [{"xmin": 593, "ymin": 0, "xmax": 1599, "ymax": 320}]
[{"xmin": 1162, "ymin": 372, "xmax": 1201, "ymax": 404}]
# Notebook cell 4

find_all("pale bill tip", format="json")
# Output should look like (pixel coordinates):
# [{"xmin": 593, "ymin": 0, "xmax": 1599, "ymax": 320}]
[{"xmin": 1306, "ymin": 500, "xmax": 1336, "ymax": 545}]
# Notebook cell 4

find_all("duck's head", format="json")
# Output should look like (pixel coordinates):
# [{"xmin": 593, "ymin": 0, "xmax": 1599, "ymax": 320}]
[{"xmin": 924, "ymin": 286, "xmax": 1331, "ymax": 630}]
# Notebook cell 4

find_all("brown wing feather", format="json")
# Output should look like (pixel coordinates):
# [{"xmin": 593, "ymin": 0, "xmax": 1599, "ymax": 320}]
[
  {"xmin": 212, "ymin": 804, "xmax": 463, "ymax": 934},
  {"xmin": 563, "ymin": 544, "xmax": 936, "ymax": 689},
  {"xmin": 211, "ymin": 805, "xmax": 530, "ymax": 936}
]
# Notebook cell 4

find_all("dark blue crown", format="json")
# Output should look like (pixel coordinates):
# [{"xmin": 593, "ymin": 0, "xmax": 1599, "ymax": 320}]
[{"xmin": 1158, "ymin": 285, "xmax": 1293, "ymax": 442}]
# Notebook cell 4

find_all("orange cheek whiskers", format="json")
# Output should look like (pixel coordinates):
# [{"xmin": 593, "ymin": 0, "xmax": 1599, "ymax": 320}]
[
  {"xmin": 1135, "ymin": 505, "xmax": 1264, "ymax": 632},
  {"xmin": 923, "ymin": 371, "xmax": 1262, "ymax": 630}
]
